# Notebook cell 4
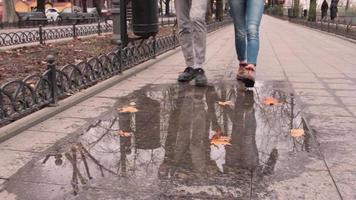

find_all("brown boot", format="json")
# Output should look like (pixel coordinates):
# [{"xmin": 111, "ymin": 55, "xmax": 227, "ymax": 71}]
[
  {"xmin": 236, "ymin": 63, "xmax": 248, "ymax": 81},
  {"xmin": 243, "ymin": 65, "xmax": 256, "ymax": 88}
]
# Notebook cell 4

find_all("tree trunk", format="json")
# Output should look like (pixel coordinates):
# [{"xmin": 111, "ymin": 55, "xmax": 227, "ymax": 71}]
[
  {"xmin": 345, "ymin": 0, "xmax": 350, "ymax": 10},
  {"xmin": 3, "ymin": 0, "xmax": 18, "ymax": 23},
  {"xmin": 215, "ymin": 0, "xmax": 223, "ymax": 21},
  {"xmin": 165, "ymin": 0, "xmax": 170, "ymax": 16},
  {"xmin": 37, "ymin": 0, "xmax": 46, "ymax": 12},
  {"xmin": 93, "ymin": 0, "xmax": 102, "ymax": 16},
  {"xmin": 308, "ymin": 0, "xmax": 317, "ymax": 21},
  {"xmin": 82, "ymin": 0, "xmax": 88, "ymax": 13},
  {"xmin": 159, "ymin": 0, "xmax": 163, "ymax": 15},
  {"xmin": 205, "ymin": 0, "xmax": 213, "ymax": 22}
]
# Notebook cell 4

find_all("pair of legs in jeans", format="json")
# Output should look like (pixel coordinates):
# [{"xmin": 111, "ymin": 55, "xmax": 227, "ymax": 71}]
[
  {"xmin": 175, "ymin": 0, "xmax": 208, "ymax": 86},
  {"xmin": 230, "ymin": 0, "xmax": 264, "ymax": 87}
]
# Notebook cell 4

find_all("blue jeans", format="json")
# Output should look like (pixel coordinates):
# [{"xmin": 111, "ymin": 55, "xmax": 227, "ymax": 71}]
[{"xmin": 229, "ymin": 0, "xmax": 264, "ymax": 65}]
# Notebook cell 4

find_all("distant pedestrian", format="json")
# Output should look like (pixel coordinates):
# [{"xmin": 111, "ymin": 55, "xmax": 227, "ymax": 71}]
[
  {"xmin": 230, "ymin": 0, "xmax": 264, "ymax": 87},
  {"xmin": 175, "ymin": 0, "xmax": 208, "ymax": 87},
  {"xmin": 321, "ymin": 0, "xmax": 329, "ymax": 20},
  {"xmin": 330, "ymin": 0, "xmax": 338, "ymax": 20}
]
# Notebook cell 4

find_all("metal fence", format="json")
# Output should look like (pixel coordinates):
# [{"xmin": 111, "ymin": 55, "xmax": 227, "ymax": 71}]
[
  {"xmin": 289, "ymin": 18, "xmax": 356, "ymax": 40},
  {"xmin": 0, "ymin": 18, "xmax": 233, "ymax": 126},
  {"xmin": 0, "ymin": 22, "xmax": 113, "ymax": 47}
]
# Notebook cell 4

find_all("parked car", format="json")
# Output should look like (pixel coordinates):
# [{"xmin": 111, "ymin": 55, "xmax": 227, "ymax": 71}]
[{"xmin": 45, "ymin": 8, "xmax": 59, "ymax": 22}]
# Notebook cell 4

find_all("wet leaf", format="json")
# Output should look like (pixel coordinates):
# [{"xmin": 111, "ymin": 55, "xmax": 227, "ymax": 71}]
[
  {"xmin": 211, "ymin": 136, "xmax": 231, "ymax": 146},
  {"xmin": 118, "ymin": 106, "xmax": 138, "ymax": 113},
  {"xmin": 217, "ymin": 101, "xmax": 234, "ymax": 107},
  {"xmin": 263, "ymin": 97, "xmax": 279, "ymax": 106},
  {"xmin": 118, "ymin": 130, "xmax": 132, "ymax": 137},
  {"xmin": 211, "ymin": 130, "xmax": 231, "ymax": 147},
  {"xmin": 291, "ymin": 129, "xmax": 305, "ymax": 138}
]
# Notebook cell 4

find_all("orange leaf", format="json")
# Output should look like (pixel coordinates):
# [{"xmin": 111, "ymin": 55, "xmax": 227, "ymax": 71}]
[
  {"xmin": 291, "ymin": 129, "xmax": 305, "ymax": 138},
  {"xmin": 218, "ymin": 101, "xmax": 234, "ymax": 107},
  {"xmin": 263, "ymin": 97, "xmax": 279, "ymax": 106},
  {"xmin": 118, "ymin": 106, "xmax": 138, "ymax": 113},
  {"xmin": 211, "ymin": 135, "xmax": 231, "ymax": 146},
  {"xmin": 118, "ymin": 130, "xmax": 132, "ymax": 137}
]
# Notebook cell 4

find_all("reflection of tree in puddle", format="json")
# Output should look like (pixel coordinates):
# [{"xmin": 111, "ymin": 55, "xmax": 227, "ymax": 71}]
[{"xmin": 43, "ymin": 82, "xmax": 310, "ymax": 198}]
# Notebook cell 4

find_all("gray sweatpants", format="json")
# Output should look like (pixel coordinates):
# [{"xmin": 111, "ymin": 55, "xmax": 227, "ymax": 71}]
[{"xmin": 175, "ymin": 0, "xmax": 208, "ymax": 68}]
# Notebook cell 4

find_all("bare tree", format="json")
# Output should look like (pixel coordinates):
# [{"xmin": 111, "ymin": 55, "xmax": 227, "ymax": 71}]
[
  {"xmin": 3, "ymin": 0, "xmax": 18, "ymax": 23},
  {"xmin": 345, "ymin": 0, "xmax": 350, "ymax": 10},
  {"xmin": 37, "ymin": 0, "xmax": 46, "ymax": 12}
]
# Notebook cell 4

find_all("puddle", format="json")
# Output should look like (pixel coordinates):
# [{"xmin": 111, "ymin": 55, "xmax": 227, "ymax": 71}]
[{"xmin": 3, "ymin": 81, "xmax": 319, "ymax": 199}]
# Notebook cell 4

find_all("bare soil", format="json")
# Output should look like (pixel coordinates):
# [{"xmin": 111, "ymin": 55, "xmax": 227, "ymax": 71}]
[{"xmin": 0, "ymin": 26, "xmax": 173, "ymax": 85}]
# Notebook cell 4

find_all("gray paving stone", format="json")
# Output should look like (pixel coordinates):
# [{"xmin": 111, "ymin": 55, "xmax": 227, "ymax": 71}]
[
  {"xmin": 293, "ymin": 83, "xmax": 326, "ymax": 89},
  {"xmin": 339, "ymin": 98, "xmax": 356, "ymax": 106},
  {"xmin": 28, "ymin": 117, "xmax": 87, "ymax": 133},
  {"xmin": 335, "ymin": 91, "xmax": 356, "ymax": 97},
  {"xmin": 300, "ymin": 96, "xmax": 338, "ymax": 105},
  {"xmin": 347, "ymin": 107, "xmax": 356, "ymax": 116},
  {"xmin": 0, "ymin": 150, "xmax": 37, "ymax": 179},
  {"xmin": 327, "ymin": 83, "xmax": 356, "ymax": 90},
  {"xmin": 309, "ymin": 116, "xmax": 356, "ymax": 132},
  {"xmin": 294, "ymin": 89, "xmax": 333, "ymax": 97},
  {"xmin": 77, "ymin": 97, "xmax": 117, "ymax": 107},
  {"xmin": 306, "ymin": 106, "xmax": 352, "ymax": 117},
  {"xmin": 96, "ymin": 89, "xmax": 132, "ymax": 98},
  {"xmin": 0, "ymin": 130, "xmax": 66, "ymax": 152},
  {"xmin": 321, "ymin": 78, "xmax": 354, "ymax": 84},
  {"xmin": 55, "ymin": 105, "xmax": 109, "ymax": 119}
]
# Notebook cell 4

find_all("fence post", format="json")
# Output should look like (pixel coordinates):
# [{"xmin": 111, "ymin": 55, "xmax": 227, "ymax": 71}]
[
  {"xmin": 98, "ymin": 21, "xmax": 101, "ymax": 35},
  {"xmin": 153, "ymin": 36, "xmax": 157, "ymax": 59},
  {"xmin": 39, "ymin": 25, "xmax": 44, "ymax": 45},
  {"xmin": 47, "ymin": 55, "xmax": 58, "ymax": 106},
  {"xmin": 119, "ymin": 47, "xmax": 123, "ymax": 73},
  {"xmin": 73, "ymin": 23, "xmax": 77, "ymax": 39}
]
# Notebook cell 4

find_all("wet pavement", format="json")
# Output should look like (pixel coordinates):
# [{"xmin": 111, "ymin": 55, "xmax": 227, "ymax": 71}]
[{"xmin": 0, "ymin": 81, "xmax": 340, "ymax": 200}]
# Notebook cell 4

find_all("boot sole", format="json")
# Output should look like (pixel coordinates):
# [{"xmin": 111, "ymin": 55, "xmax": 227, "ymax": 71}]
[{"xmin": 242, "ymin": 78, "xmax": 255, "ymax": 88}]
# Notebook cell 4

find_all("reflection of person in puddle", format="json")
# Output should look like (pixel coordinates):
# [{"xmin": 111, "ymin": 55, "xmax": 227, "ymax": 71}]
[
  {"xmin": 159, "ymin": 85, "xmax": 221, "ymax": 180},
  {"xmin": 223, "ymin": 89, "xmax": 278, "ymax": 175},
  {"xmin": 224, "ymin": 90, "xmax": 259, "ymax": 172}
]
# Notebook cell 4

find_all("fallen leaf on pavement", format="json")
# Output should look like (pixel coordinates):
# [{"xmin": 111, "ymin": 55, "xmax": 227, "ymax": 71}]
[
  {"xmin": 291, "ymin": 129, "xmax": 305, "ymax": 138},
  {"xmin": 211, "ymin": 136, "xmax": 231, "ymax": 146},
  {"xmin": 217, "ymin": 101, "xmax": 234, "ymax": 107},
  {"xmin": 118, "ymin": 106, "xmax": 138, "ymax": 113},
  {"xmin": 263, "ymin": 97, "xmax": 279, "ymax": 106},
  {"xmin": 118, "ymin": 130, "xmax": 132, "ymax": 137}
]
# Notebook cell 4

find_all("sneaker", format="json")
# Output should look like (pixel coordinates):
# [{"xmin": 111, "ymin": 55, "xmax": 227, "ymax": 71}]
[
  {"xmin": 243, "ymin": 65, "xmax": 256, "ymax": 88},
  {"xmin": 178, "ymin": 67, "xmax": 196, "ymax": 82},
  {"xmin": 236, "ymin": 63, "xmax": 248, "ymax": 81},
  {"xmin": 194, "ymin": 68, "xmax": 208, "ymax": 87}
]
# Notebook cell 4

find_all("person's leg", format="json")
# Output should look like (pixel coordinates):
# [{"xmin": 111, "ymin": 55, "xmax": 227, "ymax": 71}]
[
  {"xmin": 229, "ymin": 0, "xmax": 247, "ymax": 64},
  {"xmin": 245, "ymin": 0, "xmax": 264, "ymax": 65},
  {"xmin": 190, "ymin": 0, "xmax": 208, "ymax": 68},
  {"xmin": 175, "ymin": 0, "xmax": 194, "ymax": 67}
]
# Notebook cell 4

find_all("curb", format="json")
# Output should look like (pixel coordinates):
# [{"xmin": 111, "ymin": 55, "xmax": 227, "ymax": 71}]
[{"xmin": 0, "ymin": 48, "xmax": 181, "ymax": 143}]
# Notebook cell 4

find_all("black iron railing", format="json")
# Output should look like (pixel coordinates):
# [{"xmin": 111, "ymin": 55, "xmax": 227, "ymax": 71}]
[
  {"xmin": 289, "ymin": 18, "xmax": 356, "ymax": 40},
  {"xmin": 0, "ymin": 18, "xmax": 233, "ymax": 126},
  {"xmin": 0, "ymin": 22, "xmax": 113, "ymax": 47}
]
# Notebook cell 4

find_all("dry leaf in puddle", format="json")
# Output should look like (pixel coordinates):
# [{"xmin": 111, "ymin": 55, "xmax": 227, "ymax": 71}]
[
  {"xmin": 211, "ymin": 136, "xmax": 231, "ymax": 146},
  {"xmin": 118, "ymin": 106, "xmax": 138, "ymax": 113},
  {"xmin": 263, "ymin": 97, "xmax": 279, "ymax": 106},
  {"xmin": 291, "ymin": 129, "xmax": 305, "ymax": 138},
  {"xmin": 218, "ymin": 101, "xmax": 234, "ymax": 107},
  {"xmin": 118, "ymin": 130, "xmax": 132, "ymax": 137}
]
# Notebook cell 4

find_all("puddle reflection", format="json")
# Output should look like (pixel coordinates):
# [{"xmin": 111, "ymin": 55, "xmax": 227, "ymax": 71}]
[{"xmin": 12, "ymin": 81, "xmax": 313, "ymax": 199}]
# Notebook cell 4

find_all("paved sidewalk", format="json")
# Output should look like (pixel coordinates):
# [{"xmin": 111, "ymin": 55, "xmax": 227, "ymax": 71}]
[{"xmin": 0, "ymin": 15, "xmax": 355, "ymax": 199}]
